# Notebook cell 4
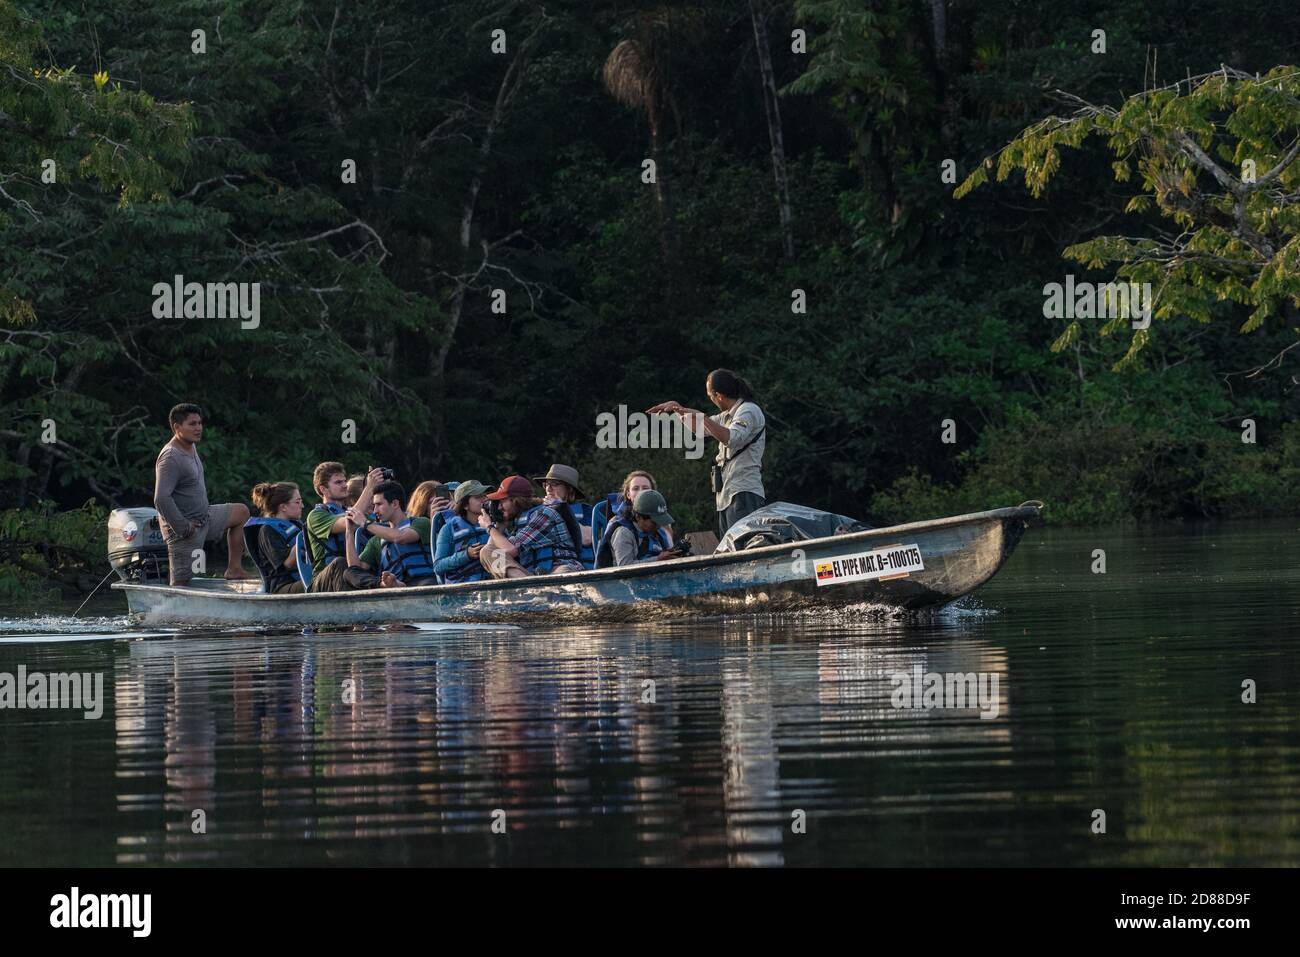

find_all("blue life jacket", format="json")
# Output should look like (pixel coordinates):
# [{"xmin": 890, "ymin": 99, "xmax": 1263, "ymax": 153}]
[
  {"xmin": 309, "ymin": 502, "xmax": 347, "ymax": 569},
  {"xmin": 513, "ymin": 503, "xmax": 580, "ymax": 573},
  {"xmin": 595, "ymin": 516, "xmax": 668, "ymax": 568},
  {"xmin": 431, "ymin": 508, "xmax": 450, "ymax": 544},
  {"xmin": 378, "ymin": 517, "xmax": 436, "ymax": 582},
  {"xmin": 443, "ymin": 514, "xmax": 489, "ymax": 583},
  {"xmin": 594, "ymin": 493, "xmax": 622, "ymax": 524},
  {"xmin": 352, "ymin": 511, "xmax": 378, "ymax": 557},
  {"xmin": 293, "ymin": 534, "xmax": 314, "ymax": 588},
  {"xmin": 568, "ymin": 501, "xmax": 598, "ymax": 570},
  {"xmin": 244, "ymin": 517, "xmax": 303, "ymax": 591}
]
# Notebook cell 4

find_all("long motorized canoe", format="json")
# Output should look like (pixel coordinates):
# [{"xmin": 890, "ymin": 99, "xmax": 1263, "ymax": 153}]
[{"xmin": 111, "ymin": 504, "xmax": 1041, "ymax": 628}]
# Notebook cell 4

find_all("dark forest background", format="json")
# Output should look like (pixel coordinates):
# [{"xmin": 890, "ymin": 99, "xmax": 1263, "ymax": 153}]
[{"xmin": 3, "ymin": 0, "xmax": 1300, "ymax": 595}]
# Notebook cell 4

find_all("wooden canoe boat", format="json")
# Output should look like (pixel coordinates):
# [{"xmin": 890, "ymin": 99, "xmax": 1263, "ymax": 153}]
[{"xmin": 111, "ymin": 504, "xmax": 1040, "ymax": 628}]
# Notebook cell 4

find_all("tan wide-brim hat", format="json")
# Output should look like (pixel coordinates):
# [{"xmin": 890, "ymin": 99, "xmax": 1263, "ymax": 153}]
[{"xmin": 531, "ymin": 463, "xmax": 584, "ymax": 498}]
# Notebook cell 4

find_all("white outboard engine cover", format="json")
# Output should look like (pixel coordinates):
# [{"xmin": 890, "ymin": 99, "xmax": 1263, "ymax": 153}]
[{"xmin": 107, "ymin": 507, "xmax": 169, "ymax": 582}]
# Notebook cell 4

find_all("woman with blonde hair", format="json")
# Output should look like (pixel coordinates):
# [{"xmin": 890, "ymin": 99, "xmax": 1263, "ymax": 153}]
[{"xmin": 408, "ymin": 480, "xmax": 453, "ymax": 524}]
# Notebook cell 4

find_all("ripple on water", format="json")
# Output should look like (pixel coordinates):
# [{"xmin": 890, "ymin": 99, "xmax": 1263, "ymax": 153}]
[{"xmin": 0, "ymin": 616, "xmax": 169, "ymax": 643}]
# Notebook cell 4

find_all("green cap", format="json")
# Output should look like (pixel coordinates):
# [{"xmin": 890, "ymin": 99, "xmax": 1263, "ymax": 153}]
[
  {"xmin": 632, "ymin": 489, "xmax": 673, "ymax": 526},
  {"xmin": 453, "ymin": 480, "xmax": 490, "ymax": 505}
]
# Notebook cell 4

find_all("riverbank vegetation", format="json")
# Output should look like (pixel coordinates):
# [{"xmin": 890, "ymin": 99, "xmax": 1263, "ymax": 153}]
[{"xmin": 4, "ymin": 0, "xmax": 1300, "ymax": 593}]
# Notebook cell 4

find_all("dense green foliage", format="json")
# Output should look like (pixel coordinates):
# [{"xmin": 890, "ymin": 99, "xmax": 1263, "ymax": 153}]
[
  {"xmin": 0, "ymin": 501, "xmax": 107, "ymax": 601},
  {"xmin": 958, "ymin": 65, "xmax": 1300, "ymax": 366},
  {"xmin": 4, "ymin": 0, "xmax": 1300, "ymax": 594}
]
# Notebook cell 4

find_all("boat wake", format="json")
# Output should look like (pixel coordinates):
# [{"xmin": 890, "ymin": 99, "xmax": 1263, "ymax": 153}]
[
  {"xmin": 0, "ymin": 615, "xmax": 169, "ymax": 643},
  {"xmin": 624, "ymin": 595, "xmax": 1002, "ymax": 626},
  {"xmin": 936, "ymin": 596, "xmax": 999, "ymax": 619}
]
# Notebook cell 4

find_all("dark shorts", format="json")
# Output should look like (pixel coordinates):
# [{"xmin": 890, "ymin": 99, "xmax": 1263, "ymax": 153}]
[{"xmin": 717, "ymin": 492, "xmax": 765, "ymax": 539}]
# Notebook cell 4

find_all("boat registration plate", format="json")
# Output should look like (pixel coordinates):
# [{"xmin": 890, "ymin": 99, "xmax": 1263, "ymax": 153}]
[{"xmin": 813, "ymin": 543, "xmax": 924, "ymax": 586}]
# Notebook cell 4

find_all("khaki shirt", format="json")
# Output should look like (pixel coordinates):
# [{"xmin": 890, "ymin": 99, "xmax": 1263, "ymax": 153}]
[{"xmin": 709, "ymin": 400, "xmax": 766, "ymax": 510}]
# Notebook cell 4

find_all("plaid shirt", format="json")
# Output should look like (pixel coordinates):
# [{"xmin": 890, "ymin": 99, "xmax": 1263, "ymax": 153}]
[{"xmin": 509, "ymin": 504, "xmax": 581, "ymax": 571}]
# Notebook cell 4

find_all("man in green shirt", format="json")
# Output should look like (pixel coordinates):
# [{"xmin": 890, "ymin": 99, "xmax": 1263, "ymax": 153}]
[
  {"xmin": 342, "ymin": 481, "xmax": 438, "ymax": 587},
  {"xmin": 305, "ymin": 462, "xmax": 384, "ymax": 575},
  {"xmin": 352, "ymin": 515, "xmax": 433, "ymax": 577}
]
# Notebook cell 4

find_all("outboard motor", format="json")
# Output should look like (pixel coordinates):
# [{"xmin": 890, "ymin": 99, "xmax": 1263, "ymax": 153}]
[
  {"xmin": 107, "ymin": 507, "xmax": 169, "ymax": 583},
  {"xmin": 715, "ymin": 502, "xmax": 872, "ymax": 553}
]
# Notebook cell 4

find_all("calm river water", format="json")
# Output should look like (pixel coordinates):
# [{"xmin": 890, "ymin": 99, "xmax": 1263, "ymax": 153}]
[{"xmin": 1, "ymin": 520, "xmax": 1296, "ymax": 866}]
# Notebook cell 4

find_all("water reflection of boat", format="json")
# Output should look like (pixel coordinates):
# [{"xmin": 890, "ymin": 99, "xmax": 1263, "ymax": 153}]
[
  {"xmin": 111, "ymin": 505, "xmax": 1040, "ymax": 629},
  {"xmin": 107, "ymin": 624, "xmax": 1024, "ymax": 865}
]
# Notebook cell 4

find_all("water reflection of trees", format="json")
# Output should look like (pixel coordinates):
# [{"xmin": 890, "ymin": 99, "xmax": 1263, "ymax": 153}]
[{"xmin": 111, "ymin": 624, "xmax": 1012, "ymax": 865}]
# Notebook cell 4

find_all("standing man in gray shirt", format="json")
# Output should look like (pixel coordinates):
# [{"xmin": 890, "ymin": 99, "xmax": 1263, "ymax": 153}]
[
  {"xmin": 153, "ymin": 403, "xmax": 251, "ymax": 586},
  {"xmin": 648, "ymin": 368, "xmax": 767, "ymax": 537}
]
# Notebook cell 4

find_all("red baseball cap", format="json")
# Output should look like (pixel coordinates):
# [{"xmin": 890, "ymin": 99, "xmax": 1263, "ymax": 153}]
[{"xmin": 485, "ymin": 475, "xmax": 534, "ymax": 500}]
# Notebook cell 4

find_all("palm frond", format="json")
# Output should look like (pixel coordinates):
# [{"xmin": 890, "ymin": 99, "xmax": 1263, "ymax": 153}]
[{"xmin": 602, "ymin": 39, "xmax": 655, "ymax": 111}]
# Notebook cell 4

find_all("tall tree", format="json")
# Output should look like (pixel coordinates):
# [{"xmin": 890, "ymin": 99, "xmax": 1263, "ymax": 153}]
[
  {"xmin": 748, "ymin": 0, "xmax": 794, "ymax": 258},
  {"xmin": 928, "ymin": 0, "xmax": 952, "ymax": 148},
  {"xmin": 0, "ymin": 0, "xmax": 190, "ymax": 504},
  {"xmin": 602, "ymin": 7, "xmax": 702, "ymax": 266},
  {"xmin": 785, "ymin": 0, "xmax": 938, "ymax": 257},
  {"xmin": 436, "ymin": 11, "xmax": 554, "ymax": 455}
]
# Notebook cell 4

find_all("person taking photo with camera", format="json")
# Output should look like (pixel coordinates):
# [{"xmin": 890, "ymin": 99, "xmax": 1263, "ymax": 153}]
[
  {"xmin": 595, "ymin": 489, "xmax": 684, "ymax": 568},
  {"xmin": 305, "ymin": 462, "xmax": 385, "ymax": 576},
  {"xmin": 342, "ymin": 480, "xmax": 437, "ymax": 587},
  {"xmin": 305, "ymin": 477, "xmax": 433, "ymax": 590},
  {"xmin": 477, "ymin": 475, "xmax": 583, "ymax": 579},
  {"xmin": 433, "ymin": 481, "xmax": 491, "ymax": 583}
]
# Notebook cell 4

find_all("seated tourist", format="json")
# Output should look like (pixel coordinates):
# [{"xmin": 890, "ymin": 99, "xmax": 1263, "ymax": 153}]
[
  {"xmin": 595, "ymin": 490, "xmax": 682, "ymax": 568},
  {"xmin": 408, "ymin": 480, "xmax": 455, "ymax": 525},
  {"xmin": 245, "ymin": 482, "xmax": 306, "ymax": 592},
  {"xmin": 478, "ymin": 475, "xmax": 583, "ymax": 579},
  {"xmin": 345, "ymin": 473, "xmax": 367, "ymax": 508},
  {"xmin": 409, "ymin": 479, "xmax": 457, "ymax": 546},
  {"xmin": 431, "ymin": 481, "xmax": 459, "ymax": 542},
  {"xmin": 346, "ymin": 480, "xmax": 438, "ymax": 587},
  {"xmin": 306, "ymin": 463, "xmax": 383, "ymax": 577},
  {"xmin": 597, "ymin": 470, "xmax": 673, "ymax": 548},
  {"xmin": 433, "ymin": 481, "xmax": 491, "ymax": 583},
  {"xmin": 533, "ymin": 464, "xmax": 598, "ymax": 569},
  {"xmin": 307, "ymin": 480, "xmax": 434, "ymax": 591}
]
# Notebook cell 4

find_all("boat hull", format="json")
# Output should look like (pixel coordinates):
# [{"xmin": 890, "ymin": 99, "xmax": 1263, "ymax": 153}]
[{"xmin": 112, "ymin": 505, "xmax": 1038, "ymax": 628}]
